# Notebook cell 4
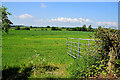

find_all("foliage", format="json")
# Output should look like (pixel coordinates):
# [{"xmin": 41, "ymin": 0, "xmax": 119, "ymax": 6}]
[
  {"xmin": 68, "ymin": 54, "xmax": 99, "ymax": 78},
  {"xmin": 15, "ymin": 26, "xmax": 20, "ymax": 30},
  {"xmin": 51, "ymin": 27, "xmax": 62, "ymax": 31},
  {"xmin": 30, "ymin": 26, "xmax": 32, "ymax": 28},
  {"xmin": 0, "ymin": 6, "xmax": 13, "ymax": 34},
  {"xmin": 66, "ymin": 25, "xmax": 93, "ymax": 32},
  {"xmin": 93, "ymin": 27, "xmax": 120, "ymax": 77},
  {"xmin": 68, "ymin": 26, "xmax": 120, "ymax": 79},
  {"xmin": 41, "ymin": 28, "xmax": 44, "ymax": 31},
  {"xmin": 81, "ymin": 25, "xmax": 87, "ymax": 31},
  {"xmin": 47, "ymin": 26, "xmax": 50, "ymax": 28},
  {"xmin": 20, "ymin": 27, "xmax": 30, "ymax": 30},
  {"xmin": 76, "ymin": 27, "xmax": 82, "ymax": 31},
  {"xmin": 66, "ymin": 28, "xmax": 73, "ymax": 31},
  {"xmin": 2, "ymin": 27, "xmax": 4, "ymax": 30},
  {"xmin": 87, "ymin": 25, "xmax": 93, "ymax": 32}
]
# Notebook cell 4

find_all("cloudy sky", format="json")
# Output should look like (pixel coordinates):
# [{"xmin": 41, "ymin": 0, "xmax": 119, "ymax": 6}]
[{"xmin": 2, "ymin": 2, "xmax": 118, "ymax": 28}]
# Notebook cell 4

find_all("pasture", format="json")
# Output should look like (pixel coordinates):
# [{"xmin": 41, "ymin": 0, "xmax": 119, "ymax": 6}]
[{"xmin": 2, "ymin": 29, "xmax": 94, "ymax": 78}]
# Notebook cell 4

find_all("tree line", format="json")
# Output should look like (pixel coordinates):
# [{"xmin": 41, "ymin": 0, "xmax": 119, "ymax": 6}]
[{"xmin": 66, "ymin": 25, "xmax": 93, "ymax": 32}]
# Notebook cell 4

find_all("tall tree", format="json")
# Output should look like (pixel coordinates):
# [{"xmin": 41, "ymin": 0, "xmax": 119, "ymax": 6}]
[
  {"xmin": 82, "ymin": 25, "xmax": 87, "ymax": 31},
  {"xmin": 47, "ymin": 25, "xmax": 50, "ymax": 28},
  {"xmin": 0, "ymin": 6, "xmax": 13, "ymax": 34},
  {"xmin": 87, "ymin": 25, "xmax": 92, "ymax": 31}
]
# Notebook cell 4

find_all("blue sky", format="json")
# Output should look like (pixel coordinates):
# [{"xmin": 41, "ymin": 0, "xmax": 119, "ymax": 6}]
[
  {"xmin": 1, "ymin": 0, "xmax": 120, "ymax": 2},
  {"xmin": 2, "ymin": 2, "xmax": 118, "ymax": 28}
]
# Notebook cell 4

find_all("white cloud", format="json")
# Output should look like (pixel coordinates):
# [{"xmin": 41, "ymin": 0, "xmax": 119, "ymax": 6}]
[
  {"xmin": 85, "ymin": 19, "xmax": 93, "ymax": 23},
  {"xmin": 49, "ymin": 17, "xmax": 93, "ymax": 23},
  {"xmin": 18, "ymin": 14, "xmax": 33, "ymax": 19},
  {"xmin": 13, "ymin": 15, "xmax": 118, "ymax": 28},
  {"xmin": 96, "ymin": 22, "xmax": 117, "ymax": 26},
  {"xmin": 41, "ymin": 3, "xmax": 47, "ymax": 8}
]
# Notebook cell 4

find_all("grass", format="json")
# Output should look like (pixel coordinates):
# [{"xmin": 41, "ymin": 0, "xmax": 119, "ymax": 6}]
[{"xmin": 2, "ymin": 29, "xmax": 94, "ymax": 78}]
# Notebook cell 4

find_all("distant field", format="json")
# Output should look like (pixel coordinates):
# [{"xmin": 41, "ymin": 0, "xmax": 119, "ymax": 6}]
[{"xmin": 2, "ymin": 30, "xmax": 94, "ymax": 78}]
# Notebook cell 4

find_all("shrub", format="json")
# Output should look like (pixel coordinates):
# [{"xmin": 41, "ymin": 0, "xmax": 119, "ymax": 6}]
[
  {"xmin": 87, "ymin": 25, "xmax": 93, "ymax": 32},
  {"xmin": 94, "ymin": 27, "xmax": 120, "ymax": 74},
  {"xmin": 68, "ymin": 27, "xmax": 120, "ymax": 78},
  {"xmin": 15, "ymin": 26, "xmax": 20, "ymax": 30},
  {"xmin": 41, "ymin": 28, "xmax": 44, "ymax": 31},
  {"xmin": 81, "ymin": 25, "xmax": 87, "ymax": 31},
  {"xmin": 51, "ymin": 27, "xmax": 56, "ymax": 30},
  {"xmin": 2, "ymin": 27, "xmax": 4, "ymax": 30},
  {"xmin": 91, "ymin": 27, "xmax": 120, "ymax": 78},
  {"xmin": 30, "ymin": 26, "xmax": 32, "ymax": 28},
  {"xmin": 47, "ymin": 26, "xmax": 50, "ymax": 28},
  {"xmin": 66, "ymin": 28, "xmax": 76, "ymax": 31},
  {"xmin": 51, "ymin": 27, "xmax": 62, "ymax": 31},
  {"xmin": 76, "ymin": 27, "xmax": 82, "ymax": 31},
  {"xmin": 20, "ymin": 27, "xmax": 30, "ymax": 30}
]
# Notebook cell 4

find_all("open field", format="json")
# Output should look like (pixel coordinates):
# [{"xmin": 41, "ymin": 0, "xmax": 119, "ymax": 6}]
[
  {"xmin": 1, "ymin": 2, "xmax": 119, "ymax": 79},
  {"xmin": 2, "ymin": 30, "xmax": 94, "ymax": 78}
]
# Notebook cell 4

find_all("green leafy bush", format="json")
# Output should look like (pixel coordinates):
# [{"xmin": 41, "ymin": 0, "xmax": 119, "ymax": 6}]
[
  {"xmin": 20, "ymin": 27, "xmax": 30, "ymax": 30},
  {"xmin": 15, "ymin": 26, "xmax": 20, "ymax": 30},
  {"xmin": 51, "ymin": 27, "xmax": 62, "ymax": 31},
  {"xmin": 68, "ymin": 26, "xmax": 120, "ymax": 78}
]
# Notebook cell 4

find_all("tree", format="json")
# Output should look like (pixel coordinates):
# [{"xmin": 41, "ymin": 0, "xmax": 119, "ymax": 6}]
[
  {"xmin": 15, "ymin": 26, "xmax": 20, "ymax": 30},
  {"xmin": 81, "ymin": 25, "xmax": 87, "ymax": 31},
  {"xmin": 30, "ymin": 26, "xmax": 32, "ymax": 28},
  {"xmin": 47, "ymin": 26, "xmax": 50, "ymax": 28},
  {"xmin": 87, "ymin": 25, "xmax": 93, "ymax": 32},
  {"xmin": 76, "ymin": 27, "xmax": 82, "ymax": 31},
  {"xmin": 20, "ymin": 27, "xmax": 30, "ymax": 30},
  {"xmin": 51, "ymin": 26, "xmax": 56, "ymax": 30},
  {"xmin": 41, "ymin": 28, "xmax": 44, "ymax": 31},
  {"xmin": 66, "ymin": 28, "xmax": 69, "ymax": 31},
  {"xmin": 0, "ymin": 6, "xmax": 13, "ymax": 34}
]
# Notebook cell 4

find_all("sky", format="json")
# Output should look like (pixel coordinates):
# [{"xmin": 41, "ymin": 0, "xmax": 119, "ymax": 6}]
[
  {"xmin": 1, "ymin": 0, "xmax": 120, "ymax": 2},
  {"xmin": 2, "ymin": 2, "xmax": 118, "ymax": 28}
]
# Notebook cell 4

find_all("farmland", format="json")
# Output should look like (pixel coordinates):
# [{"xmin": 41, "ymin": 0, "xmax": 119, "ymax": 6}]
[
  {"xmin": 1, "ymin": 2, "xmax": 119, "ymax": 79},
  {"xmin": 2, "ymin": 29, "xmax": 94, "ymax": 78}
]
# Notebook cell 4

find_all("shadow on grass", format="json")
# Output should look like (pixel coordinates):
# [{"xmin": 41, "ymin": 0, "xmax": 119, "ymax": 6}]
[
  {"xmin": 2, "ymin": 65, "xmax": 59, "ymax": 79},
  {"xmin": 2, "ymin": 66, "xmax": 32, "ymax": 80}
]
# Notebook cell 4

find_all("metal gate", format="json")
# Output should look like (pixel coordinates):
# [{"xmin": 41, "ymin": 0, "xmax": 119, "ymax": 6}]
[{"xmin": 66, "ymin": 37, "xmax": 100, "ymax": 59}]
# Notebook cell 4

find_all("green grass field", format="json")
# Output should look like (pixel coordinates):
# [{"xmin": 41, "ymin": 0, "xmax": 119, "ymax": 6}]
[{"xmin": 2, "ymin": 29, "xmax": 94, "ymax": 78}]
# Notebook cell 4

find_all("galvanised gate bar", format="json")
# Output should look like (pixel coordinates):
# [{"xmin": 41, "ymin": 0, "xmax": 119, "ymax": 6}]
[{"xmin": 66, "ymin": 38, "xmax": 100, "ymax": 59}]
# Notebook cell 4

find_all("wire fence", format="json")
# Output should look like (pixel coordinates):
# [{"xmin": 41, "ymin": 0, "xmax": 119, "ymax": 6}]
[{"xmin": 66, "ymin": 37, "xmax": 100, "ymax": 59}]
